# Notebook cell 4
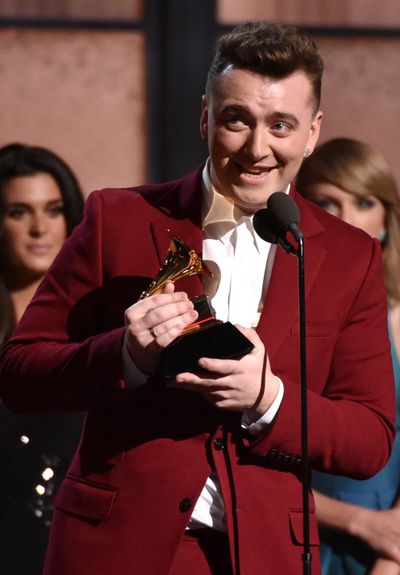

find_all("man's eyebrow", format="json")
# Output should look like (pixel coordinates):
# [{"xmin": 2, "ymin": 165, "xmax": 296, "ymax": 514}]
[
  {"xmin": 269, "ymin": 111, "xmax": 299, "ymax": 127},
  {"xmin": 218, "ymin": 104, "xmax": 249, "ymax": 114}
]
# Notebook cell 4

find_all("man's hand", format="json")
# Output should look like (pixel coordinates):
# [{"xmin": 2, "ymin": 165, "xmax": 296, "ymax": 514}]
[
  {"xmin": 124, "ymin": 283, "xmax": 198, "ymax": 375},
  {"xmin": 167, "ymin": 325, "xmax": 280, "ymax": 416}
]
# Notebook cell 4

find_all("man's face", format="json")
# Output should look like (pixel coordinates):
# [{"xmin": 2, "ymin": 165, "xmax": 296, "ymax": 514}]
[{"xmin": 201, "ymin": 67, "xmax": 323, "ymax": 214}]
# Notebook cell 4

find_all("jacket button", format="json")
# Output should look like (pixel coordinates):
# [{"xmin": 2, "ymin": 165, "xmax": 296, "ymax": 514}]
[
  {"xmin": 213, "ymin": 437, "xmax": 225, "ymax": 451},
  {"xmin": 179, "ymin": 498, "xmax": 193, "ymax": 512}
]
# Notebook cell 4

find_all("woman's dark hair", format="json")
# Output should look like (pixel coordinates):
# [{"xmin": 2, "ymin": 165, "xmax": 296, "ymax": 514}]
[
  {"xmin": 0, "ymin": 143, "xmax": 84, "ymax": 236},
  {"xmin": 0, "ymin": 143, "xmax": 85, "ymax": 343}
]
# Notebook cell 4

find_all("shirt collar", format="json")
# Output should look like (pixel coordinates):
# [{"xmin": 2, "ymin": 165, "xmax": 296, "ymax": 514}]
[{"xmin": 201, "ymin": 159, "xmax": 242, "ymax": 228}]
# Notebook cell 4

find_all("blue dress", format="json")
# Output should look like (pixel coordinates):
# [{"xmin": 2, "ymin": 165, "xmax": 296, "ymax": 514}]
[{"xmin": 312, "ymin": 313, "xmax": 400, "ymax": 574}]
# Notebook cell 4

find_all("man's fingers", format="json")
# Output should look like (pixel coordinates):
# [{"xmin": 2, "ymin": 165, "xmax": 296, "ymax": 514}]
[
  {"xmin": 150, "ymin": 311, "xmax": 199, "ymax": 347},
  {"xmin": 125, "ymin": 289, "xmax": 190, "ymax": 315},
  {"xmin": 145, "ymin": 299, "xmax": 195, "ymax": 327}
]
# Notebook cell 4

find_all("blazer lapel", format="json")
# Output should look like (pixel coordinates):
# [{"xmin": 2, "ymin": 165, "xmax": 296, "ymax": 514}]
[{"xmin": 149, "ymin": 173, "xmax": 205, "ymax": 298}]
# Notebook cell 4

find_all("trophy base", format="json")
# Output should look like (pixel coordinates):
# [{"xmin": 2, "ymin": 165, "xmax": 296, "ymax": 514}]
[{"xmin": 161, "ymin": 321, "xmax": 255, "ymax": 378}]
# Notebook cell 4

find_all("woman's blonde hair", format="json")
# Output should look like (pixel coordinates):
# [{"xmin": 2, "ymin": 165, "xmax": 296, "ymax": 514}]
[{"xmin": 297, "ymin": 137, "xmax": 400, "ymax": 304}]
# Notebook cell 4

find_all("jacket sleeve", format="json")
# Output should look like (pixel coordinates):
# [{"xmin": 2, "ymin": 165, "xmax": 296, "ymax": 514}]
[
  {"xmin": 0, "ymin": 190, "xmax": 126, "ymax": 414},
  {"xmin": 248, "ymin": 238, "xmax": 396, "ymax": 480}
]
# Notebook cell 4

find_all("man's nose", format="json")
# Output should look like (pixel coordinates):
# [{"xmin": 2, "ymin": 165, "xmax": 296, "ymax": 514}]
[{"xmin": 244, "ymin": 128, "xmax": 271, "ymax": 161}]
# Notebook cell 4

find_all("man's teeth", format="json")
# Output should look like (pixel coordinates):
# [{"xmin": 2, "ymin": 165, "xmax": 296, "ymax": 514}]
[{"xmin": 244, "ymin": 168, "xmax": 269, "ymax": 175}]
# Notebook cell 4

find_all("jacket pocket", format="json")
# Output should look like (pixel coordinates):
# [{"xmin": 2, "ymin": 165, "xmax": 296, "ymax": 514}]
[
  {"xmin": 54, "ymin": 475, "xmax": 119, "ymax": 521},
  {"xmin": 289, "ymin": 509, "xmax": 319, "ymax": 546},
  {"xmin": 290, "ymin": 316, "xmax": 344, "ymax": 338}
]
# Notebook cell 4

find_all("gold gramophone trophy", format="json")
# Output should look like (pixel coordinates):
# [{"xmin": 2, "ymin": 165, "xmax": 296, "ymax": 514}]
[{"xmin": 140, "ymin": 235, "xmax": 254, "ymax": 377}]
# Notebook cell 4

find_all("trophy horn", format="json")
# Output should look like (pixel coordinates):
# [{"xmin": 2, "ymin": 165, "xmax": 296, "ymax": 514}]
[{"xmin": 140, "ymin": 235, "xmax": 211, "ymax": 299}]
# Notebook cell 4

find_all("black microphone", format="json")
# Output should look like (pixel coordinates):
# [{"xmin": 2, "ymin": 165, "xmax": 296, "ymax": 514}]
[{"xmin": 253, "ymin": 192, "xmax": 303, "ymax": 245}]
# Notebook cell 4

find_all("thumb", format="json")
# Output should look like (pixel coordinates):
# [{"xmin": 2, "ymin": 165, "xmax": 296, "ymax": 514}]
[{"xmin": 162, "ymin": 281, "xmax": 175, "ymax": 294}]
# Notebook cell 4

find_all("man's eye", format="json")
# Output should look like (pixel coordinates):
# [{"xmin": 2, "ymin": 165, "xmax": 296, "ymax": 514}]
[
  {"xmin": 224, "ymin": 116, "xmax": 247, "ymax": 129},
  {"xmin": 270, "ymin": 122, "xmax": 291, "ymax": 137}
]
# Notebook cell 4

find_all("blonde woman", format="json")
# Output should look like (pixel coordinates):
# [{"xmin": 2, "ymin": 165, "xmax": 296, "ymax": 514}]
[{"xmin": 297, "ymin": 137, "xmax": 400, "ymax": 575}]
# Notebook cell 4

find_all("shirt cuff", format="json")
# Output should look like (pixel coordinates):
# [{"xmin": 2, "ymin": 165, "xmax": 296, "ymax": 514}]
[
  {"xmin": 241, "ymin": 378, "xmax": 284, "ymax": 436},
  {"xmin": 122, "ymin": 332, "xmax": 148, "ymax": 391}
]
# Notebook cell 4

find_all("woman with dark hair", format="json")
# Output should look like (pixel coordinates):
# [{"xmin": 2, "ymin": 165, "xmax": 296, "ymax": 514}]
[
  {"xmin": 0, "ymin": 143, "xmax": 84, "ymax": 342},
  {"xmin": 0, "ymin": 143, "xmax": 85, "ymax": 574},
  {"xmin": 297, "ymin": 137, "xmax": 400, "ymax": 575}
]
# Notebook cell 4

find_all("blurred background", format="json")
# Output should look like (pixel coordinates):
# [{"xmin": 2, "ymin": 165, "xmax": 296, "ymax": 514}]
[{"xmin": 0, "ymin": 0, "xmax": 399, "ymax": 196}]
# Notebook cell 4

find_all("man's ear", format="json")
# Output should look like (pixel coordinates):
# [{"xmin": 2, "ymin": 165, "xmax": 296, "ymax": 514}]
[
  {"xmin": 200, "ymin": 95, "xmax": 208, "ymax": 143},
  {"xmin": 307, "ymin": 110, "xmax": 323, "ymax": 154}
]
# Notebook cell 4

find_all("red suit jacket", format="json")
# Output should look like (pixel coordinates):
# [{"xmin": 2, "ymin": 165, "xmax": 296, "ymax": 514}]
[{"xmin": 0, "ymin": 168, "xmax": 395, "ymax": 575}]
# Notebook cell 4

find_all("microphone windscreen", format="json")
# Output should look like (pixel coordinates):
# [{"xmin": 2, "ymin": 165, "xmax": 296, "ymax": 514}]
[
  {"xmin": 253, "ymin": 208, "xmax": 278, "ymax": 244},
  {"xmin": 267, "ymin": 192, "xmax": 300, "ymax": 231}
]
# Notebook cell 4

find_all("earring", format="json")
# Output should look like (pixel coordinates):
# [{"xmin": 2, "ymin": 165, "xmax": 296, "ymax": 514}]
[
  {"xmin": 304, "ymin": 148, "xmax": 311, "ymax": 158},
  {"xmin": 378, "ymin": 229, "xmax": 387, "ymax": 244}
]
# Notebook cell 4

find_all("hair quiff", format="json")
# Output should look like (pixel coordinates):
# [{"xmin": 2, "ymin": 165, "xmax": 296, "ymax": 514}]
[{"xmin": 206, "ymin": 21, "xmax": 324, "ymax": 111}]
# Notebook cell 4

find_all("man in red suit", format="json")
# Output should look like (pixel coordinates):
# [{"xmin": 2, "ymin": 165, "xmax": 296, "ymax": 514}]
[{"xmin": 0, "ymin": 22, "xmax": 395, "ymax": 575}]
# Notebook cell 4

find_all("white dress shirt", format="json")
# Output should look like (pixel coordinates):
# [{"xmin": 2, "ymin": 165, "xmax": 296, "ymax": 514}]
[{"xmin": 186, "ymin": 162, "xmax": 284, "ymax": 531}]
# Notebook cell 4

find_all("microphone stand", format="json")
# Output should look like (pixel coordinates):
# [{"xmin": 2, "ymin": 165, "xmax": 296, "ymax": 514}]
[
  {"xmin": 253, "ymin": 194, "xmax": 311, "ymax": 574},
  {"xmin": 277, "ymin": 231, "xmax": 311, "ymax": 575},
  {"xmin": 298, "ymin": 236, "xmax": 311, "ymax": 575}
]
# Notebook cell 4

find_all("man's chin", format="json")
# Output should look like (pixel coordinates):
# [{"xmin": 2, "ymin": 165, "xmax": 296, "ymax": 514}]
[{"xmin": 230, "ymin": 187, "xmax": 280, "ymax": 213}]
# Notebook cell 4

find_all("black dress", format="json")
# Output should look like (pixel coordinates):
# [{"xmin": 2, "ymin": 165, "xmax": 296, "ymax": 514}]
[{"xmin": 0, "ymin": 407, "xmax": 83, "ymax": 574}]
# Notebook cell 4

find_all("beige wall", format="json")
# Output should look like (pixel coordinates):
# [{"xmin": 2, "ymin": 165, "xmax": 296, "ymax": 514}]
[
  {"xmin": 316, "ymin": 36, "xmax": 400, "ymax": 184},
  {"xmin": 0, "ymin": 28, "xmax": 146, "ymax": 196},
  {"xmin": 217, "ymin": 0, "xmax": 400, "ymax": 27},
  {"xmin": 0, "ymin": 0, "xmax": 143, "ymax": 20},
  {"xmin": 0, "ymin": 1, "xmax": 399, "ymax": 193}
]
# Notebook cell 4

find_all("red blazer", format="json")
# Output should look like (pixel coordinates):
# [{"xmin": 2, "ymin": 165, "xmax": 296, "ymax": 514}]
[{"xmin": 0, "ymin": 168, "xmax": 395, "ymax": 575}]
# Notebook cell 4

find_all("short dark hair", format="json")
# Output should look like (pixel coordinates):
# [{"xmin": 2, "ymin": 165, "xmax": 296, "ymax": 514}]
[
  {"xmin": 0, "ymin": 143, "xmax": 84, "ymax": 236},
  {"xmin": 206, "ymin": 22, "xmax": 324, "ymax": 111}
]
